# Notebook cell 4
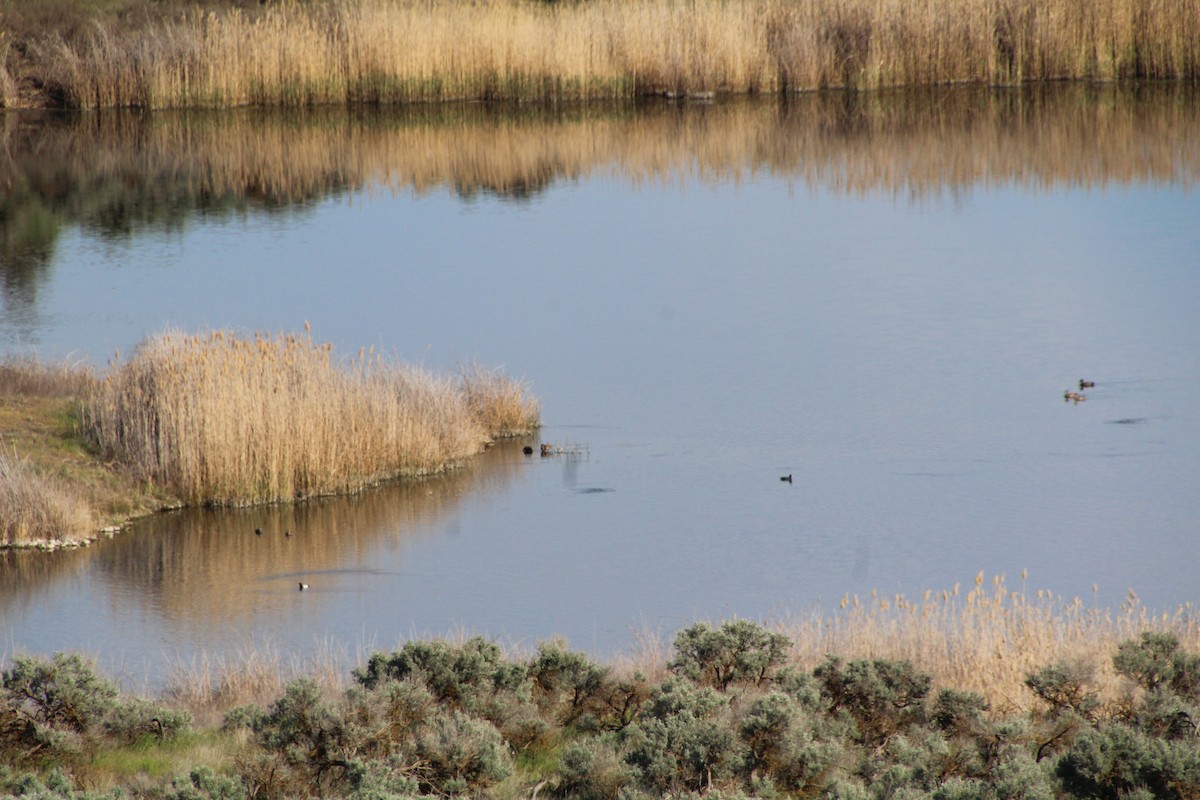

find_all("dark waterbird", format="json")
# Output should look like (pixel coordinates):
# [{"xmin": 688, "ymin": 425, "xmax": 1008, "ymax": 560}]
[
  {"xmin": 1079, "ymin": 379, "xmax": 1095, "ymax": 389},
  {"xmin": 781, "ymin": 474, "xmax": 793, "ymax": 483},
  {"xmin": 298, "ymin": 582, "xmax": 309, "ymax": 591},
  {"xmin": 254, "ymin": 527, "xmax": 263, "ymax": 536}
]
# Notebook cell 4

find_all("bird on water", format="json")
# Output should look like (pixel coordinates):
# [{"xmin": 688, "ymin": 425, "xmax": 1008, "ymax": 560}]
[
  {"xmin": 298, "ymin": 582, "xmax": 309, "ymax": 591},
  {"xmin": 780, "ymin": 474, "xmax": 793, "ymax": 483}
]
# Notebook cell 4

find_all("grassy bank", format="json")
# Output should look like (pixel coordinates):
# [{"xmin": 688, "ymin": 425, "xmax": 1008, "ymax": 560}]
[
  {"xmin": 2, "ymin": 591, "xmax": 1198, "ymax": 799},
  {"xmin": 0, "ymin": 331, "xmax": 538, "ymax": 546},
  {"xmin": 0, "ymin": 357, "xmax": 172, "ymax": 547},
  {"xmin": 4, "ymin": 0, "xmax": 1200, "ymax": 109}
]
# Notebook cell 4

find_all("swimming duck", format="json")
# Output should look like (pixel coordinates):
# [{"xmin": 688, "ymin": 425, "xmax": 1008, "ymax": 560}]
[
  {"xmin": 255, "ymin": 527, "xmax": 263, "ymax": 536},
  {"xmin": 781, "ymin": 474, "xmax": 793, "ymax": 483},
  {"xmin": 298, "ymin": 582, "xmax": 309, "ymax": 591},
  {"xmin": 540, "ymin": 443, "xmax": 553, "ymax": 456},
  {"xmin": 1079, "ymin": 379, "xmax": 1095, "ymax": 389}
]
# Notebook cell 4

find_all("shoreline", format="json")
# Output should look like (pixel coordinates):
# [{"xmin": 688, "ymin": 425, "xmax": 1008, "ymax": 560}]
[
  {"xmin": 3, "ymin": 0, "xmax": 1198, "ymax": 111},
  {"xmin": 0, "ymin": 336, "xmax": 539, "ymax": 550}
]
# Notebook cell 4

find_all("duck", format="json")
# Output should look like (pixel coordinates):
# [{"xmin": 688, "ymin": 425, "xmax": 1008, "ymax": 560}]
[
  {"xmin": 1079, "ymin": 379, "xmax": 1095, "ymax": 389},
  {"xmin": 780, "ymin": 474, "xmax": 793, "ymax": 483},
  {"xmin": 298, "ymin": 582, "xmax": 309, "ymax": 591},
  {"xmin": 255, "ymin": 527, "xmax": 263, "ymax": 536},
  {"xmin": 540, "ymin": 443, "xmax": 554, "ymax": 456},
  {"xmin": 522, "ymin": 446, "xmax": 534, "ymax": 455},
  {"xmin": 284, "ymin": 530, "xmax": 292, "ymax": 537}
]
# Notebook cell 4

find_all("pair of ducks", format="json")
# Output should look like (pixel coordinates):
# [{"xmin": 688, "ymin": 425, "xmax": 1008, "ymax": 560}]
[{"xmin": 1064, "ymin": 379, "xmax": 1095, "ymax": 403}]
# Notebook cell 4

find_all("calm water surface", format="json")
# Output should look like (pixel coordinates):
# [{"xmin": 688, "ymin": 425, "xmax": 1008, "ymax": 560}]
[{"xmin": 2, "ymin": 87, "xmax": 1199, "ymax": 682}]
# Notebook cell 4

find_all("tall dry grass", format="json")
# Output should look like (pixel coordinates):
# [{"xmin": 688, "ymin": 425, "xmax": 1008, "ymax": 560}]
[
  {"xmin": 0, "ymin": 357, "xmax": 97, "ymax": 547},
  {"xmin": 82, "ymin": 328, "xmax": 538, "ymax": 507},
  {"xmin": 0, "ymin": 447, "xmax": 94, "ymax": 546},
  {"xmin": 153, "ymin": 573, "xmax": 1198, "ymax": 720},
  {"xmin": 0, "ymin": 354, "xmax": 95, "ymax": 398},
  {"xmin": 783, "ymin": 572, "xmax": 1199, "ymax": 712},
  {"xmin": 38, "ymin": 0, "xmax": 1200, "ymax": 109}
]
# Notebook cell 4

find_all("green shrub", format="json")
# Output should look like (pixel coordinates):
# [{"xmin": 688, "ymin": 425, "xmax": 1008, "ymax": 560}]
[
  {"xmin": 528, "ymin": 641, "xmax": 610, "ymax": 725},
  {"xmin": 1024, "ymin": 660, "xmax": 1101, "ymax": 721},
  {"xmin": 1057, "ymin": 722, "xmax": 1200, "ymax": 798},
  {"xmin": 1114, "ymin": 632, "xmax": 1200, "ymax": 701},
  {"xmin": 772, "ymin": 665, "xmax": 822, "ymax": 711},
  {"xmin": 2, "ymin": 653, "xmax": 119, "ymax": 734},
  {"xmin": 353, "ymin": 638, "xmax": 529, "ymax": 713},
  {"xmin": 0, "ymin": 766, "xmax": 126, "ymax": 799},
  {"xmin": 737, "ymin": 691, "xmax": 799, "ymax": 778},
  {"xmin": 249, "ymin": 678, "xmax": 353, "ymax": 795},
  {"xmin": 669, "ymin": 621, "xmax": 791, "ymax": 690},
  {"xmin": 162, "ymin": 766, "xmax": 248, "ymax": 800},
  {"xmin": 0, "ymin": 653, "xmax": 120, "ymax": 764},
  {"xmin": 814, "ymin": 656, "xmax": 931, "ymax": 745},
  {"xmin": 553, "ymin": 738, "xmax": 633, "ymax": 800},
  {"xmin": 343, "ymin": 758, "xmax": 422, "ymax": 800},
  {"xmin": 340, "ymin": 678, "xmax": 435, "ymax": 753},
  {"xmin": 102, "ymin": 698, "xmax": 192, "ymax": 744},
  {"xmin": 412, "ymin": 710, "xmax": 513, "ymax": 795},
  {"xmin": 623, "ymin": 677, "xmax": 736, "ymax": 793},
  {"xmin": 933, "ymin": 689, "xmax": 989, "ymax": 736}
]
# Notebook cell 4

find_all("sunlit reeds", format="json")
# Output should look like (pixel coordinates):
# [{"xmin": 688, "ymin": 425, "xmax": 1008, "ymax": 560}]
[
  {"xmin": 82, "ymin": 329, "xmax": 539, "ymax": 507},
  {"xmin": 0, "ymin": 446, "xmax": 93, "ymax": 546},
  {"xmin": 36, "ymin": 0, "xmax": 1200, "ymax": 109},
  {"xmin": 0, "ymin": 357, "xmax": 97, "ymax": 547},
  {"xmin": 783, "ymin": 572, "xmax": 1199, "ymax": 712},
  {"xmin": 149, "ymin": 573, "xmax": 1198, "ymax": 719}
]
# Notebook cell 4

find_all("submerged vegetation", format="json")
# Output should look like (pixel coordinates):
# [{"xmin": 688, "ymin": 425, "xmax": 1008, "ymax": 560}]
[
  {"xmin": 0, "ymin": 332, "xmax": 538, "ymax": 546},
  {"xmin": 2, "ymin": 592, "xmax": 1199, "ymax": 798},
  {"xmin": 2, "ymin": 0, "xmax": 1200, "ymax": 109}
]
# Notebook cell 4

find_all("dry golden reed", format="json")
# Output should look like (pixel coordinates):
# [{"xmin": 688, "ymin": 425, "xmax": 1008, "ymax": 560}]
[
  {"xmin": 154, "ymin": 573, "xmax": 1198, "ymax": 720},
  {"xmin": 83, "ymin": 328, "xmax": 539, "ymax": 507},
  {"xmin": 0, "ymin": 446, "xmax": 94, "ymax": 546},
  {"xmin": 782, "ymin": 572, "xmax": 1200, "ymax": 712},
  {"xmin": 41, "ymin": 0, "xmax": 1200, "ymax": 109}
]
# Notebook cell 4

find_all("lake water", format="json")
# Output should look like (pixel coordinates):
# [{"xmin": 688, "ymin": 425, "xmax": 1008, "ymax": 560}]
[{"xmin": 2, "ymin": 85, "xmax": 1199, "ymax": 684}]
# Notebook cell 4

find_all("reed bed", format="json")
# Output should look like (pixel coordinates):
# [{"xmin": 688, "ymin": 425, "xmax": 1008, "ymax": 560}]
[
  {"xmin": 0, "ymin": 354, "xmax": 95, "ymax": 398},
  {"xmin": 82, "ymin": 328, "xmax": 539, "ymax": 507},
  {"xmin": 0, "ymin": 447, "xmax": 93, "ymax": 546},
  {"xmin": 38, "ymin": 0, "xmax": 1200, "ymax": 109},
  {"xmin": 784, "ymin": 572, "xmax": 1199, "ymax": 712},
  {"xmin": 0, "ymin": 357, "xmax": 97, "ymax": 547}
]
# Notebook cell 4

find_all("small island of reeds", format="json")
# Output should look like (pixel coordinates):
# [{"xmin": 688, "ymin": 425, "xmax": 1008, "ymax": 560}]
[
  {"xmin": 2, "ymin": 0, "xmax": 1199, "ymax": 109},
  {"xmin": 0, "ymin": 327, "xmax": 539, "ymax": 548}
]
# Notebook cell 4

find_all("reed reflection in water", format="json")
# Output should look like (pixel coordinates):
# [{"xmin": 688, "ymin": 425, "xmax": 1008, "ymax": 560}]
[
  {"xmin": 5, "ymin": 84, "xmax": 1199, "ymax": 347},
  {"xmin": 0, "ymin": 440, "xmax": 535, "ymax": 668}
]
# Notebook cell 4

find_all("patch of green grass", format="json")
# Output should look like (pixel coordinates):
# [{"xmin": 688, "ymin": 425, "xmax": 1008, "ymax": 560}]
[{"xmin": 83, "ymin": 729, "xmax": 242, "ymax": 786}]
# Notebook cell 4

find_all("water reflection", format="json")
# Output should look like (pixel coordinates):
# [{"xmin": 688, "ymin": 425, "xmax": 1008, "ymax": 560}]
[
  {"xmin": 2, "ymin": 86, "xmax": 1197, "ymax": 288},
  {"xmin": 0, "ymin": 440, "xmax": 533, "ymax": 643}
]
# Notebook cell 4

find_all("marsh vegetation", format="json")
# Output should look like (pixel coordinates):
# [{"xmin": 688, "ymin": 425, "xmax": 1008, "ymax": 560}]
[
  {"xmin": 3, "ymin": 0, "xmax": 1200, "ymax": 109},
  {"xmin": 3, "ymin": 590, "xmax": 1198, "ymax": 798},
  {"xmin": 0, "ymin": 335, "xmax": 538, "ymax": 546}
]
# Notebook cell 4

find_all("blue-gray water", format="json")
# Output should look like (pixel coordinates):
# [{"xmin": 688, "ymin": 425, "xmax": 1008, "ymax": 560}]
[{"xmin": 2, "ymin": 88, "xmax": 1199, "ymax": 683}]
